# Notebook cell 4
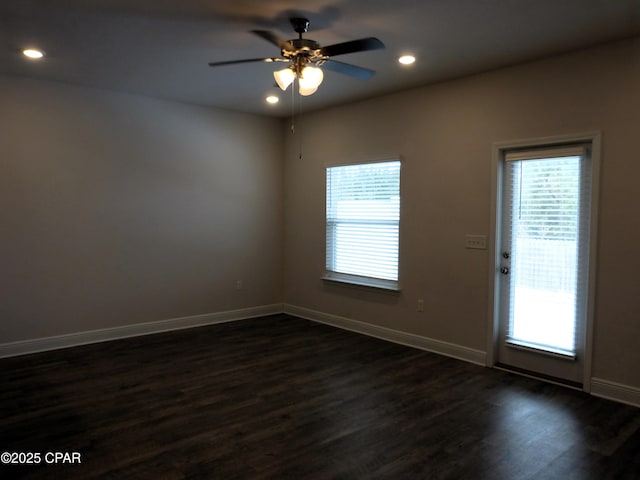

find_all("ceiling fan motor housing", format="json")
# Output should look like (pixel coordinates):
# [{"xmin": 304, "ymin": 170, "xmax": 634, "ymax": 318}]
[
  {"xmin": 283, "ymin": 18, "xmax": 321, "ymax": 60},
  {"xmin": 286, "ymin": 38, "xmax": 320, "ymax": 55}
]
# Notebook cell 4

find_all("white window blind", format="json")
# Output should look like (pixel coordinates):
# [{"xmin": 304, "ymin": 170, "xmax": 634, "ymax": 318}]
[
  {"xmin": 503, "ymin": 145, "xmax": 591, "ymax": 356},
  {"xmin": 325, "ymin": 160, "xmax": 401, "ymax": 290}
]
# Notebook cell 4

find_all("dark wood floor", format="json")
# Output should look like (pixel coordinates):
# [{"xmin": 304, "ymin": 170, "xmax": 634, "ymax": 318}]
[{"xmin": 1, "ymin": 314, "xmax": 639, "ymax": 479}]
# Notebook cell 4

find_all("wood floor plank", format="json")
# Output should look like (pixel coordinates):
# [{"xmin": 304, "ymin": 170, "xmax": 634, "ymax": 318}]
[{"xmin": 1, "ymin": 314, "xmax": 639, "ymax": 479}]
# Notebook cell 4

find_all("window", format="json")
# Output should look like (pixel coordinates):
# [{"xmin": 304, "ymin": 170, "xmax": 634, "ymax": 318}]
[{"xmin": 325, "ymin": 160, "xmax": 401, "ymax": 290}]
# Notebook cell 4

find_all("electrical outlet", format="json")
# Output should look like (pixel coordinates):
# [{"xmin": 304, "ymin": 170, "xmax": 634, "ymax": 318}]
[
  {"xmin": 465, "ymin": 234, "xmax": 487, "ymax": 250},
  {"xmin": 235, "ymin": 280, "xmax": 243, "ymax": 290},
  {"xmin": 417, "ymin": 299, "xmax": 425, "ymax": 312}
]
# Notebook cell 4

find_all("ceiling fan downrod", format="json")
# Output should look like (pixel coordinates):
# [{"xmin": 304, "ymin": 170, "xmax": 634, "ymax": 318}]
[{"xmin": 285, "ymin": 17, "xmax": 320, "ymax": 57}]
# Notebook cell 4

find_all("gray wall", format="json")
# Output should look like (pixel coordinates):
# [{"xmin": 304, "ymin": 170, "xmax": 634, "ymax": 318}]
[
  {"xmin": 284, "ymin": 37, "xmax": 640, "ymax": 388},
  {"xmin": 2, "ymin": 37, "xmax": 638, "ymax": 392},
  {"xmin": 0, "ymin": 75, "xmax": 284, "ymax": 342}
]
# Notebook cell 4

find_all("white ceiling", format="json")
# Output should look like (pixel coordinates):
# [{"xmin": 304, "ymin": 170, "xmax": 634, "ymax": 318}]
[{"xmin": 2, "ymin": 0, "xmax": 639, "ymax": 117}]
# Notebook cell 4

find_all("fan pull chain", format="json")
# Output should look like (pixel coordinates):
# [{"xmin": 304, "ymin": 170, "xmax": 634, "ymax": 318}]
[
  {"xmin": 297, "ymin": 84, "xmax": 303, "ymax": 160},
  {"xmin": 290, "ymin": 78, "xmax": 295, "ymax": 135},
  {"xmin": 288, "ymin": 78, "xmax": 304, "ymax": 160}
]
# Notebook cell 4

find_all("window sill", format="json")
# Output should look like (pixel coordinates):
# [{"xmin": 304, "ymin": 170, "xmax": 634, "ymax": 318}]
[{"xmin": 322, "ymin": 274, "xmax": 400, "ymax": 292}]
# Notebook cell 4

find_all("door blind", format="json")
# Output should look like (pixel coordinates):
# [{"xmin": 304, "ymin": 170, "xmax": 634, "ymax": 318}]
[{"xmin": 502, "ymin": 145, "xmax": 591, "ymax": 356}]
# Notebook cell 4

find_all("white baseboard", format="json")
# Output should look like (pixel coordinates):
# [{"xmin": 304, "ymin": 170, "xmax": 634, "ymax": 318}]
[
  {"xmin": 591, "ymin": 378, "xmax": 640, "ymax": 408},
  {"xmin": 284, "ymin": 304, "xmax": 487, "ymax": 366},
  {"xmin": 5, "ymin": 303, "xmax": 637, "ymax": 408},
  {"xmin": 0, "ymin": 304, "xmax": 284, "ymax": 359}
]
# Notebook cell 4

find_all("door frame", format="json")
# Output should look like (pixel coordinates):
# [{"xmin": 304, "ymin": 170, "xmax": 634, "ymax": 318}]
[{"xmin": 486, "ymin": 132, "xmax": 601, "ymax": 393}]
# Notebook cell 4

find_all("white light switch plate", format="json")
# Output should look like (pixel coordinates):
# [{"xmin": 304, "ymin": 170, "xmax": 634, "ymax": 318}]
[{"xmin": 465, "ymin": 234, "xmax": 487, "ymax": 249}]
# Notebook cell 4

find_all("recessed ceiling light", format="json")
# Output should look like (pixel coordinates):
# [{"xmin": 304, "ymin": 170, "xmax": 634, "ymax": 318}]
[
  {"xmin": 398, "ymin": 55, "xmax": 416, "ymax": 65},
  {"xmin": 265, "ymin": 95, "xmax": 279, "ymax": 104},
  {"xmin": 23, "ymin": 48, "xmax": 45, "ymax": 59}
]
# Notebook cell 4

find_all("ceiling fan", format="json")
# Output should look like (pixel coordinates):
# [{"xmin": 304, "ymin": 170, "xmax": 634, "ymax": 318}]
[{"xmin": 208, "ymin": 17, "xmax": 385, "ymax": 96}]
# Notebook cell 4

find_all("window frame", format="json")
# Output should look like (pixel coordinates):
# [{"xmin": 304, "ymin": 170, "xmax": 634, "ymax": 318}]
[{"xmin": 323, "ymin": 158, "xmax": 402, "ymax": 291}]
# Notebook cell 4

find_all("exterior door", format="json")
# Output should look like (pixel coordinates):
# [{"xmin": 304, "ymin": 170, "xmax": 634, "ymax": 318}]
[{"xmin": 495, "ymin": 144, "xmax": 593, "ymax": 385}]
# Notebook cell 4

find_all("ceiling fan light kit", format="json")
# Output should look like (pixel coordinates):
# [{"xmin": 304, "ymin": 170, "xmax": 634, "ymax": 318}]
[
  {"xmin": 297, "ymin": 65, "xmax": 324, "ymax": 96},
  {"xmin": 273, "ymin": 67, "xmax": 296, "ymax": 90},
  {"xmin": 209, "ymin": 17, "xmax": 384, "ymax": 97}
]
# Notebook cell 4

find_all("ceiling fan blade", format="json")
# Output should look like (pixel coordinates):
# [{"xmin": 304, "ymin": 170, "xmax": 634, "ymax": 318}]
[
  {"xmin": 208, "ymin": 58, "xmax": 283, "ymax": 67},
  {"xmin": 251, "ymin": 30, "xmax": 294, "ymax": 51},
  {"xmin": 321, "ymin": 59, "xmax": 376, "ymax": 80},
  {"xmin": 319, "ymin": 37, "xmax": 384, "ymax": 57}
]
